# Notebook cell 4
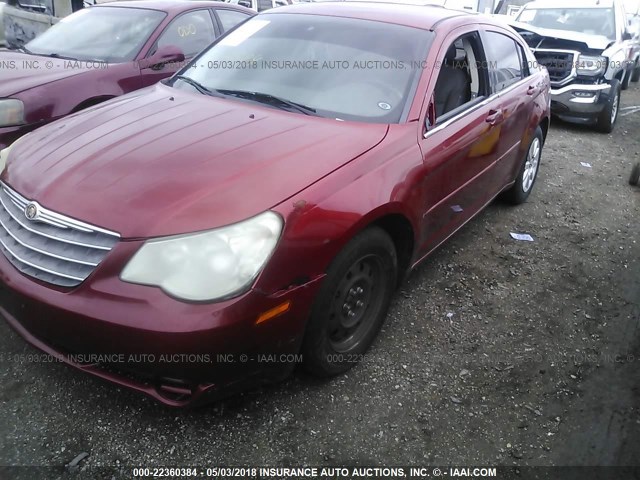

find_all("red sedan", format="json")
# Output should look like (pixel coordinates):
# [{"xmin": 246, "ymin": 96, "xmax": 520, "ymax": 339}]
[
  {"xmin": 0, "ymin": 0, "xmax": 254, "ymax": 149},
  {"xmin": 0, "ymin": 3, "xmax": 550, "ymax": 406}
]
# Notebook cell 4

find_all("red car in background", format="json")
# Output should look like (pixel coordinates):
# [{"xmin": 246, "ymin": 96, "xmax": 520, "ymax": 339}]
[
  {"xmin": 0, "ymin": 0, "xmax": 254, "ymax": 149},
  {"xmin": 0, "ymin": 3, "xmax": 550, "ymax": 406}
]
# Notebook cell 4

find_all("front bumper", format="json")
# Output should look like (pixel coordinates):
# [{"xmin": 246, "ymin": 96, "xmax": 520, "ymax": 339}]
[
  {"xmin": 0, "ymin": 241, "xmax": 323, "ymax": 407},
  {"xmin": 550, "ymin": 83, "xmax": 612, "ymax": 123}
]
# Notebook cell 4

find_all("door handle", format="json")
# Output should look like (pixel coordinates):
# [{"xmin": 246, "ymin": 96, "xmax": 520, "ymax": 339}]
[
  {"xmin": 527, "ymin": 85, "xmax": 539, "ymax": 95},
  {"xmin": 485, "ymin": 109, "xmax": 504, "ymax": 125}
]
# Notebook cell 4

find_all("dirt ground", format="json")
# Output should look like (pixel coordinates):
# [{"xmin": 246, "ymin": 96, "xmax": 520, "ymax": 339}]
[{"xmin": 0, "ymin": 82, "xmax": 639, "ymax": 476}]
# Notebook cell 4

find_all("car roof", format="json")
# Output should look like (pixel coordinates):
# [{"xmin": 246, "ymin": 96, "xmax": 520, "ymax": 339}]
[
  {"xmin": 264, "ymin": 1, "xmax": 476, "ymax": 30},
  {"xmin": 522, "ymin": 0, "xmax": 615, "ymax": 9},
  {"xmin": 95, "ymin": 0, "xmax": 251, "ymax": 13}
]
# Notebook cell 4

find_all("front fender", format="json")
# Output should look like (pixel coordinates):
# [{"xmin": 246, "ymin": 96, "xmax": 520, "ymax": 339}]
[
  {"xmin": 603, "ymin": 43, "xmax": 629, "ymax": 81},
  {"xmin": 262, "ymin": 124, "xmax": 423, "ymax": 296}
]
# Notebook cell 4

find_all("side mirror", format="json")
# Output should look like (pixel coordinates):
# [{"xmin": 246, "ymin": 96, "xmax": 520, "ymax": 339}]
[
  {"xmin": 140, "ymin": 45, "xmax": 186, "ymax": 70},
  {"xmin": 238, "ymin": 0, "xmax": 251, "ymax": 7},
  {"xmin": 423, "ymin": 95, "xmax": 437, "ymax": 136}
]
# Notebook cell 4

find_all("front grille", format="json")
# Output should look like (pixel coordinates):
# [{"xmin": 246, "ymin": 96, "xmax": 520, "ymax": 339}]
[
  {"xmin": 534, "ymin": 51, "xmax": 575, "ymax": 83},
  {"xmin": 0, "ymin": 182, "xmax": 119, "ymax": 287}
]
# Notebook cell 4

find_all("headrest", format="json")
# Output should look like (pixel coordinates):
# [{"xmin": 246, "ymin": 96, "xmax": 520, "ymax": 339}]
[{"xmin": 444, "ymin": 45, "xmax": 458, "ymax": 62}]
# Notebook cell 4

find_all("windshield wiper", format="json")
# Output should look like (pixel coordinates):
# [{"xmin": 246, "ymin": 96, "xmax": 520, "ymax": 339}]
[
  {"xmin": 47, "ymin": 52, "xmax": 80, "ymax": 61},
  {"xmin": 214, "ymin": 89, "xmax": 319, "ymax": 116},
  {"xmin": 17, "ymin": 46, "xmax": 33, "ymax": 54},
  {"xmin": 173, "ymin": 75, "xmax": 222, "ymax": 98}
]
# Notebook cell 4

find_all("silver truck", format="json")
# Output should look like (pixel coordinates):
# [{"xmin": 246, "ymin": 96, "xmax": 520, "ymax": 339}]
[
  {"xmin": 511, "ymin": 0, "xmax": 636, "ymax": 132},
  {"xmin": 2, "ymin": 0, "xmax": 82, "ymax": 49}
]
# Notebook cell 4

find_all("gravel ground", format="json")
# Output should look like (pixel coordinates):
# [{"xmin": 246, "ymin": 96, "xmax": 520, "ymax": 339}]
[{"xmin": 0, "ymin": 83, "xmax": 639, "ymax": 475}]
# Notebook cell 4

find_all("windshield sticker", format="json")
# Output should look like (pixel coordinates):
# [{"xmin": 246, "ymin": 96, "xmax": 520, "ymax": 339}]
[
  {"xmin": 378, "ymin": 102, "xmax": 392, "ymax": 110},
  {"xmin": 219, "ymin": 20, "xmax": 270, "ymax": 47},
  {"xmin": 178, "ymin": 24, "xmax": 197, "ymax": 37}
]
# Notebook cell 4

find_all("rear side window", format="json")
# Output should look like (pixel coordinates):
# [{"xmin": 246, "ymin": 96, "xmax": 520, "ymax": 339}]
[
  {"xmin": 156, "ymin": 10, "xmax": 216, "ymax": 58},
  {"xmin": 216, "ymin": 9, "xmax": 251, "ymax": 32},
  {"xmin": 483, "ymin": 31, "xmax": 524, "ymax": 93}
]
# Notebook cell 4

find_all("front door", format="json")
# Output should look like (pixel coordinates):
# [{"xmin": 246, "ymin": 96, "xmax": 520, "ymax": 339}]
[
  {"xmin": 416, "ymin": 30, "xmax": 504, "ymax": 256},
  {"xmin": 139, "ymin": 9, "xmax": 218, "ymax": 88}
]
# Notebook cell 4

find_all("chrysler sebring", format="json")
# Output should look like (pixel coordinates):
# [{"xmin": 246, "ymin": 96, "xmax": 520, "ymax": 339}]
[
  {"xmin": 0, "ymin": 1, "xmax": 253, "ymax": 149},
  {"xmin": 0, "ymin": 3, "xmax": 550, "ymax": 406}
]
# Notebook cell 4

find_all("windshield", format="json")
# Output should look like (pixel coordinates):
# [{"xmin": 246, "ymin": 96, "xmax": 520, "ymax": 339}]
[
  {"xmin": 516, "ymin": 7, "xmax": 616, "ymax": 39},
  {"xmin": 26, "ymin": 7, "xmax": 166, "ymax": 63},
  {"xmin": 171, "ymin": 13, "xmax": 432, "ymax": 123}
]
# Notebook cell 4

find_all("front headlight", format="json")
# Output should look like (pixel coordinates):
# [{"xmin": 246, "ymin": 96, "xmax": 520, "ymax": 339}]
[
  {"xmin": 121, "ymin": 211, "xmax": 283, "ymax": 302},
  {"xmin": 0, "ymin": 99, "xmax": 26, "ymax": 127},
  {"xmin": 0, "ymin": 132, "xmax": 31, "ymax": 173},
  {"xmin": 0, "ymin": 145, "xmax": 11, "ymax": 173},
  {"xmin": 576, "ymin": 55, "xmax": 606, "ymax": 76},
  {"xmin": 0, "ymin": 137, "xmax": 19, "ymax": 173}
]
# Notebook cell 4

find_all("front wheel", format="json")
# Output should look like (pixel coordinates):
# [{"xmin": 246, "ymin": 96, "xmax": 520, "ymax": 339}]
[
  {"xmin": 632, "ymin": 61, "xmax": 640, "ymax": 82},
  {"xmin": 501, "ymin": 126, "xmax": 544, "ymax": 205},
  {"xmin": 630, "ymin": 163, "xmax": 640, "ymax": 186},
  {"xmin": 596, "ymin": 79, "xmax": 621, "ymax": 133},
  {"xmin": 622, "ymin": 69, "xmax": 631, "ymax": 90},
  {"xmin": 302, "ymin": 227, "xmax": 397, "ymax": 377}
]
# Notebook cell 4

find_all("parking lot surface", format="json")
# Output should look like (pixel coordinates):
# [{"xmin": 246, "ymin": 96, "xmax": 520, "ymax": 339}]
[{"xmin": 0, "ymin": 84, "xmax": 639, "ymax": 472}]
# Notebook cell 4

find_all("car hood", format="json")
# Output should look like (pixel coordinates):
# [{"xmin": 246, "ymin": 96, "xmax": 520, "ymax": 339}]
[
  {"xmin": 509, "ymin": 21, "xmax": 613, "ymax": 51},
  {"xmin": 3, "ymin": 83, "xmax": 388, "ymax": 238},
  {"xmin": 0, "ymin": 50, "xmax": 94, "ymax": 96}
]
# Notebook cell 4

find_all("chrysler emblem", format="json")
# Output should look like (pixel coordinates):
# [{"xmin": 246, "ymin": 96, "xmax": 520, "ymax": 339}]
[{"xmin": 24, "ymin": 202, "xmax": 39, "ymax": 221}]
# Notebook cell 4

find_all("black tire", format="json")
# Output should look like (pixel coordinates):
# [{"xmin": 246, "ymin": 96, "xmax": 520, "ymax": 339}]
[
  {"xmin": 302, "ymin": 227, "xmax": 397, "ymax": 377},
  {"xmin": 622, "ymin": 69, "xmax": 631, "ymax": 90},
  {"xmin": 630, "ymin": 163, "xmax": 640, "ymax": 186},
  {"xmin": 596, "ymin": 79, "xmax": 621, "ymax": 133},
  {"xmin": 501, "ymin": 126, "xmax": 544, "ymax": 205},
  {"xmin": 632, "ymin": 62, "xmax": 640, "ymax": 82}
]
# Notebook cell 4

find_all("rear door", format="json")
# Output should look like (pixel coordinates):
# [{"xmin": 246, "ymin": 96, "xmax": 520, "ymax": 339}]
[{"xmin": 479, "ymin": 29, "xmax": 539, "ymax": 187}]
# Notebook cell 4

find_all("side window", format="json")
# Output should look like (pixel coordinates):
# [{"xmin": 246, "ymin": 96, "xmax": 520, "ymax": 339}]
[
  {"xmin": 433, "ymin": 32, "xmax": 488, "ymax": 122},
  {"xmin": 517, "ymin": 44, "xmax": 531, "ymax": 78},
  {"xmin": 483, "ymin": 31, "xmax": 524, "ymax": 93},
  {"xmin": 156, "ymin": 10, "xmax": 216, "ymax": 58},
  {"xmin": 257, "ymin": 0, "xmax": 273, "ymax": 12},
  {"xmin": 216, "ymin": 9, "xmax": 250, "ymax": 32}
]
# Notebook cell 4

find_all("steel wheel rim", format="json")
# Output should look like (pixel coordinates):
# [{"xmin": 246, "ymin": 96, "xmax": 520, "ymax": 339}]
[
  {"xmin": 522, "ymin": 137, "xmax": 540, "ymax": 193},
  {"xmin": 611, "ymin": 91, "xmax": 619, "ymax": 124},
  {"xmin": 327, "ymin": 254, "xmax": 385, "ymax": 353}
]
